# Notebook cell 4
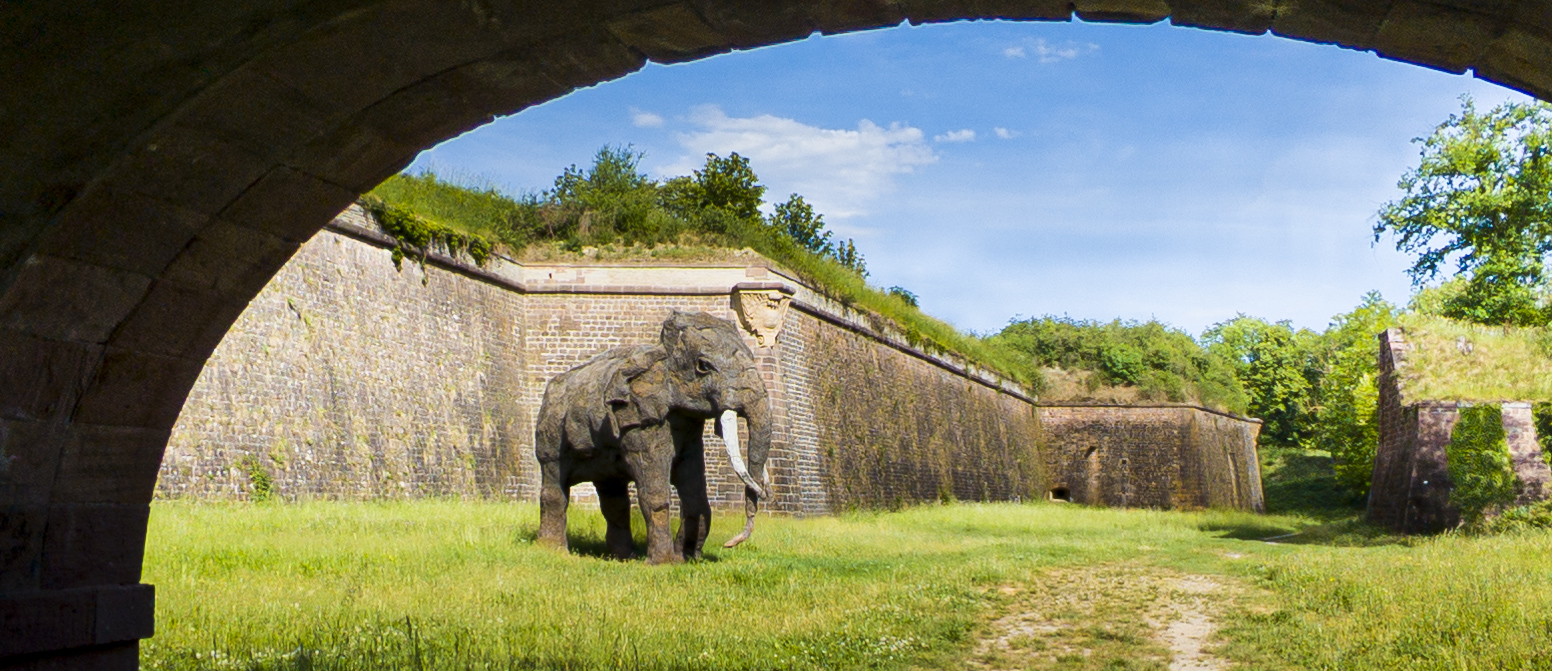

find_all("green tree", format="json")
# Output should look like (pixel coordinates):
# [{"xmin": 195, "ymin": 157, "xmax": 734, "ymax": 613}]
[
  {"xmin": 1311, "ymin": 292, "xmax": 1402, "ymax": 494},
  {"xmin": 1202, "ymin": 316, "xmax": 1321, "ymax": 447},
  {"xmin": 989, "ymin": 317, "xmax": 1248, "ymax": 413},
  {"xmin": 770, "ymin": 194, "xmax": 833, "ymax": 256},
  {"xmin": 834, "ymin": 238, "xmax": 867, "ymax": 278},
  {"xmin": 1375, "ymin": 97, "xmax": 1552, "ymax": 326},
  {"xmin": 548, "ymin": 146, "xmax": 673, "ymax": 244},
  {"xmin": 693, "ymin": 152, "xmax": 765, "ymax": 220}
]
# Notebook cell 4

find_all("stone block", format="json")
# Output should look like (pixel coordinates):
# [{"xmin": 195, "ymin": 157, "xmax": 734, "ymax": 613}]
[
  {"xmin": 691, "ymin": 0, "xmax": 822, "ymax": 49},
  {"xmin": 607, "ymin": 3, "xmax": 733, "ymax": 62},
  {"xmin": 1071, "ymin": 0, "xmax": 1171, "ymax": 23},
  {"xmin": 1271, "ymin": 0, "xmax": 1390, "ymax": 48},
  {"xmin": 173, "ymin": 65, "xmax": 341, "ymax": 161},
  {"xmin": 524, "ymin": 25, "xmax": 651, "ymax": 95},
  {"xmin": 811, "ymin": 0, "xmax": 909, "ymax": 35},
  {"xmin": 900, "ymin": 0, "xmax": 1072, "ymax": 25},
  {"xmin": 159, "ymin": 220, "xmax": 299, "ymax": 299},
  {"xmin": 0, "ymin": 330, "xmax": 98, "ymax": 422},
  {"xmin": 95, "ymin": 124, "xmax": 273, "ymax": 217},
  {"xmin": 39, "ymin": 504, "xmax": 149, "ymax": 589},
  {"xmin": 0, "ymin": 588, "xmax": 93, "ymax": 657},
  {"xmin": 35, "ymin": 186, "xmax": 207, "ymax": 278},
  {"xmin": 1168, "ymin": 0, "xmax": 1275, "ymax": 34},
  {"xmin": 107, "ymin": 280, "xmax": 247, "ymax": 361},
  {"xmin": 0, "ymin": 419, "xmax": 65, "ymax": 507},
  {"xmin": 251, "ymin": 0, "xmax": 521, "ymax": 123},
  {"xmin": 52, "ymin": 425, "xmax": 170, "ymax": 505},
  {"xmin": 0, "ymin": 504, "xmax": 48, "ymax": 592},
  {"xmin": 217, "ymin": 167, "xmax": 357, "ymax": 244},
  {"xmin": 1477, "ymin": 28, "xmax": 1552, "ymax": 101},
  {"xmin": 0, "ymin": 256, "xmax": 152, "ymax": 344},
  {"xmin": 284, "ymin": 122, "xmax": 421, "ymax": 194},
  {"xmin": 93, "ymin": 584, "xmax": 154, "ymax": 645},
  {"xmin": 1374, "ymin": 0, "xmax": 1496, "ymax": 73},
  {"xmin": 69, "ymin": 348, "xmax": 204, "ymax": 430}
]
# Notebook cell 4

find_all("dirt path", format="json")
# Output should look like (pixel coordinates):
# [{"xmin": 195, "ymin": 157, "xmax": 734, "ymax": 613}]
[
  {"xmin": 968, "ymin": 566, "xmax": 1232, "ymax": 671},
  {"xmin": 1152, "ymin": 575, "xmax": 1227, "ymax": 671}
]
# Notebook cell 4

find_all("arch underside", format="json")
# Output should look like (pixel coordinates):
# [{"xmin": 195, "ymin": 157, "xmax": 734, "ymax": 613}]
[{"xmin": 3, "ymin": 0, "xmax": 1549, "ymax": 667}]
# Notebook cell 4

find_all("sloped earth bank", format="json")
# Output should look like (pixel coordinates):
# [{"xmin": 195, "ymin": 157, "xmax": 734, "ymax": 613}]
[{"xmin": 970, "ymin": 565, "xmax": 1238, "ymax": 671}]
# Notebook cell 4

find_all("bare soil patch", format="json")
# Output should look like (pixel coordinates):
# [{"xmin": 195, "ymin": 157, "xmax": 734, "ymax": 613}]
[{"xmin": 969, "ymin": 566, "xmax": 1234, "ymax": 671}]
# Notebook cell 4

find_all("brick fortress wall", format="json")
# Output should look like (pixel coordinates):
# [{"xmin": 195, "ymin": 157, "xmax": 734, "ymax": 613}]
[
  {"xmin": 1037, "ymin": 405, "xmax": 1264, "ymax": 511},
  {"xmin": 1368, "ymin": 329, "xmax": 1551, "ymax": 532},
  {"xmin": 157, "ymin": 207, "xmax": 1047, "ymax": 513}
]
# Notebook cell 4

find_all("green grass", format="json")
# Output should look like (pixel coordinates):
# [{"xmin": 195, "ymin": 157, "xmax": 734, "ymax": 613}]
[
  {"xmin": 1395, "ymin": 313, "xmax": 1552, "ymax": 402},
  {"xmin": 142, "ymin": 500, "xmax": 1552, "ymax": 670}
]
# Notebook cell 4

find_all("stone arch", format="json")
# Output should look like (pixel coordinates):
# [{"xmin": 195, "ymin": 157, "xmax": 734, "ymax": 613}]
[{"xmin": 4, "ymin": 1, "xmax": 1550, "ymax": 667}]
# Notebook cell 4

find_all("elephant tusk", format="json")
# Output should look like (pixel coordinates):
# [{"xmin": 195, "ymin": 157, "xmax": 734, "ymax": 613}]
[{"xmin": 721, "ymin": 410, "xmax": 765, "ymax": 498}]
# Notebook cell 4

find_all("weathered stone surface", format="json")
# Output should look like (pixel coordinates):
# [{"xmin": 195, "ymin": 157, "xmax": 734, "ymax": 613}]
[
  {"xmin": 38, "ymin": 504, "xmax": 148, "ymax": 589},
  {"xmin": 218, "ymin": 167, "xmax": 359, "ymax": 244},
  {"xmin": 52, "ymin": 426, "xmax": 170, "ymax": 505},
  {"xmin": 34, "ymin": 187, "xmax": 206, "ymax": 279},
  {"xmin": 608, "ymin": 3, "xmax": 733, "ymax": 62},
  {"xmin": 1369, "ymin": 330, "xmax": 1552, "ymax": 533},
  {"xmin": 160, "ymin": 211, "xmax": 1263, "ymax": 518},
  {"xmin": 0, "ymin": 332, "xmax": 98, "ymax": 423},
  {"xmin": 69, "ymin": 350, "xmax": 203, "ymax": 430},
  {"xmin": 1038, "ymin": 405, "xmax": 1264, "ymax": 511},
  {"xmin": 1373, "ymin": 1, "xmax": 1496, "ymax": 73},
  {"xmin": 0, "ymin": 258, "xmax": 152, "ymax": 345}
]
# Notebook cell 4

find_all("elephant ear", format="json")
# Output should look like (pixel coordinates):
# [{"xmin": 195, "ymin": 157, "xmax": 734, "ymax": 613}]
[{"xmin": 607, "ymin": 346, "xmax": 669, "ymax": 430}]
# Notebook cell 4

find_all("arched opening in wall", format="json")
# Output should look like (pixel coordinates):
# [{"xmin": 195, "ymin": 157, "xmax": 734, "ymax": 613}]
[
  {"xmin": 1048, "ymin": 487, "xmax": 1072, "ymax": 502},
  {"xmin": 7, "ymin": 1, "xmax": 1552, "ymax": 667}
]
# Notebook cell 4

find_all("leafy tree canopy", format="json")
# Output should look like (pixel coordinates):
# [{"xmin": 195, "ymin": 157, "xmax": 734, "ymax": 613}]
[
  {"xmin": 1202, "ymin": 316, "xmax": 1322, "ymax": 448},
  {"xmin": 988, "ymin": 317, "xmax": 1248, "ymax": 414},
  {"xmin": 1375, "ymin": 97, "xmax": 1552, "ymax": 327}
]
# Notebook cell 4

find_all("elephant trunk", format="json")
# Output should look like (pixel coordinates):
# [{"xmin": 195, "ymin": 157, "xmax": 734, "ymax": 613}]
[{"xmin": 724, "ymin": 390, "xmax": 771, "ymax": 548}]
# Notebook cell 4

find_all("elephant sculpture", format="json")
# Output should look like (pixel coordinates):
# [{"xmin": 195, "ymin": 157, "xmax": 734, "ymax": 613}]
[{"xmin": 534, "ymin": 311, "xmax": 772, "ymax": 564}]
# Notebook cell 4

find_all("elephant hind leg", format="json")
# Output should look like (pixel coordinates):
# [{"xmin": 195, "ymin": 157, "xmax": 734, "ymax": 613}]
[
  {"xmin": 537, "ymin": 459, "xmax": 569, "ymax": 551},
  {"xmin": 597, "ymin": 478, "xmax": 636, "ymax": 560}
]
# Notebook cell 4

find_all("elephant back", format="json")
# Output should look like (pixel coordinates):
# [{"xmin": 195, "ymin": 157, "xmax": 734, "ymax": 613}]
[{"xmin": 536, "ymin": 344, "xmax": 666, "ymax": 460}]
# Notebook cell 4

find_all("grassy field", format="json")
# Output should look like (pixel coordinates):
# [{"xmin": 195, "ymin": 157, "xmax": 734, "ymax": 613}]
[{"xmin": 142, "ymin": 490, "xmax": 1552, "ymax": 671}]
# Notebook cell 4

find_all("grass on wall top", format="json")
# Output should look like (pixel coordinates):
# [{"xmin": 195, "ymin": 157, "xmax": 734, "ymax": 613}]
[
  {"xmin": 1394, "ymin": 313, "xmax": 1552, "ymax": 402},
  {"xmin": 363, "ymin": 172, "xmax": 1035, "ymax": 390}
]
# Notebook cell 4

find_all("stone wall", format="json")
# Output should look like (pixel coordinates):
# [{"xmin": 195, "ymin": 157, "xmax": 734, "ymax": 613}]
[
  {"xmin": 1369, "ymin": 329, "xmax": 1552, "ymax": 532},
  {"xmin": 158, "ymin": 207, "xmax": 1044, "ymax": 514},
  {"xmin": 1037, "ymin": 405, "xmax": 1264, "ymax": 512}
]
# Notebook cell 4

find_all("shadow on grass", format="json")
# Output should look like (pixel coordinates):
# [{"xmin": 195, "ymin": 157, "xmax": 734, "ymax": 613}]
[{"xmin": 513, "ymin": 521, "xmax": 723, "ymax": 562}]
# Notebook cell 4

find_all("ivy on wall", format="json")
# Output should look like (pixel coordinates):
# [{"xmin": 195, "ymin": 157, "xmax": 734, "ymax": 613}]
[
  {"xmin": 1446, "ymin": 404, "xmax": 1519, "ymax": 522},
  {"xmin": 359, "ymin": 195, "xmax": 495, "ymax": 270}
]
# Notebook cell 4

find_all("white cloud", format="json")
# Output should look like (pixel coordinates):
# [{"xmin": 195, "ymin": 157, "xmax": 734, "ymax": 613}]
[
  {"xmin": 994, "ymin": 127, "xmax": 1021, "ymax": 140},
  {"xmin": 664, "ymin": 106, "xmax": 937, "ymax": 219},
  {"xmin": 934, "ymin": 129, "xmax": 976, "ymax": 143},
  {"xmin": 1003, "ymin": 38, "xmax": 1098, "ymax": 64},
  {"xmin": 630, "ymin": 107, "xmax": 665, "ymax": 128}
]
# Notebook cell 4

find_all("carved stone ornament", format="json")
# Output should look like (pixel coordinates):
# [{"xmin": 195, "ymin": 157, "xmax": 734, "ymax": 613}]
[{"xmin": 731, "ymin": 283, "xmax": 793, "ymax": 347}]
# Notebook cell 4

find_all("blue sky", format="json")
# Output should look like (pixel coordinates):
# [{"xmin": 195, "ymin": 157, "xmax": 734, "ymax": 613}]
[{"xmin": 408, "ymin": 19, "xmax": 1529, "ymax": 336}]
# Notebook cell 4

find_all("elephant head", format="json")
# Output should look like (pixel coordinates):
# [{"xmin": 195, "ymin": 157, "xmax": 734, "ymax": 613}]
[{"xmin": 636, "ymin": 312, "xmax": 772, "ymax": 545}]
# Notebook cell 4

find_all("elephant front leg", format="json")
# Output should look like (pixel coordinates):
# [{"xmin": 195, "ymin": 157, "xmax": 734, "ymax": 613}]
[
  {"xmin": 624, "ymin": 424, "xmax": 679, "ymax": 565},
  {"xmin": 596, "ymin": 478, "xmax": 636, "ymax": 560},
  {"xmin": 537, "ymin": 459, "xmax": 569, "ymax": 551},
  {"xmin": 671, "ymin": 418, "xmax": 711, "ymax": 559}
]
